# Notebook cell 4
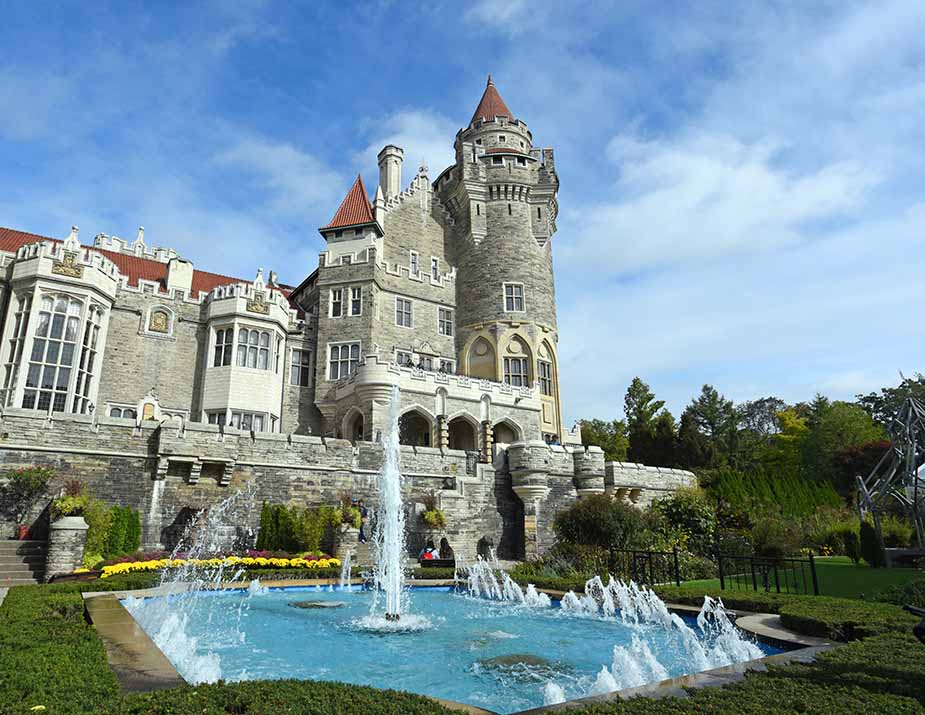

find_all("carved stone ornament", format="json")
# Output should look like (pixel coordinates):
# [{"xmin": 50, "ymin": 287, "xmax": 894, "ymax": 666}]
[
  {"xmin": 51, "ymin": 251, "xmax": 84, "ymax": 279},
  {"xmin": 149, "ymin": 310, "xmax": 170, "ymax": 334},
  {"xmin": 246, "ymin": 291, "xmax": 270, "ymax": 315}
]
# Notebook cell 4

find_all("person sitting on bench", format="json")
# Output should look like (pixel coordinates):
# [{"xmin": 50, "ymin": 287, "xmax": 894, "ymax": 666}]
[
  {"xmin": 439, "ymin": 537, "xmax": 455, "ymax": 562},
  {"xmin": 419, "ymin": 539, "xmax": 437, "ymax": 561}
]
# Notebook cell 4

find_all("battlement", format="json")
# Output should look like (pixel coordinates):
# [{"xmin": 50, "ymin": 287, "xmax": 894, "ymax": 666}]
[
  {"xmin": 93, "ymin": 230, "xmax": 179, "ymax": 264},
  {"xmin": 605, "ymin": 461, "xmax": 697, "ymax": 507},
  {"xmin": 14, "ymin": 239, "xmax": 121, "ymax": 282}
]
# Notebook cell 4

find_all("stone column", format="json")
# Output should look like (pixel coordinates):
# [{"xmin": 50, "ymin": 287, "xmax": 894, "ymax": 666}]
[
  {"xmin": 508, "ymin": 441, "xmax": 551, "ymax": 558},
  {"xmin": 45, "ymin": 516, "xmax": 89, "ymax": 582},
  {"xmin": 480, "ymin": 420, "xmax": 493, "ymax": 463},
  {"xmin": 437, "ymin": 415, "xmax": 449, "ymax": 450}
]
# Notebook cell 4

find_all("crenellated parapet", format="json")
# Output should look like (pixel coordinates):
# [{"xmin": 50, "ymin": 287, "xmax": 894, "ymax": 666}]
[{"xmin": 605, "ymin": 461, "xmax": 697, "ymax": 507}]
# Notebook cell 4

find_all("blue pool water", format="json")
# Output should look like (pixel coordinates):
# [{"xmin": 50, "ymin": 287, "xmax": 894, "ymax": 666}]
[{"xmin": 125, "ymin": 586, "xmax": 780, "ymax": 714}]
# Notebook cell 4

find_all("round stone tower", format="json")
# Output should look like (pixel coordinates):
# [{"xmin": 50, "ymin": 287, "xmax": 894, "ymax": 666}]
[{"xmin": 435, "ymin": 76, "xmax": 563, "ymax": 441}]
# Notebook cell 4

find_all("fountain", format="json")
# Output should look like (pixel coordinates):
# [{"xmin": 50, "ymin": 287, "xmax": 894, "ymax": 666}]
[{"xmin": 373, "ymin": 384, "xmax": 405, "ymax": 622}]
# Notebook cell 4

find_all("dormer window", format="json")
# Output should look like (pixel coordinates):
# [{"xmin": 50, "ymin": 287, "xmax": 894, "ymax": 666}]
[
  {"xmin": 517, "ymin": 157, "xmax": 526, "ymax": 166},
  {"xmin": 492, "ymin": 157, "xmax": 503, "ymax": 165},
  {"xmin": 354, "ymin": 228, "xmax": 363, "ymax": 236},
  {"xmin": 334, "ymin": 230, "xmax": 343, "ymax": 238}
]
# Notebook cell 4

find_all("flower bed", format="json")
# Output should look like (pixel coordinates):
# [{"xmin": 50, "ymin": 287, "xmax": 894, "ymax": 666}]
[{"xmin": 100, "ymin": 555, "xmax": 341, "ymax": 579}]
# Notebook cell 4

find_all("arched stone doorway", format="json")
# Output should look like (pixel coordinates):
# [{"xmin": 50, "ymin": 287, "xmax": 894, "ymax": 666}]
[
  {"xmin": 492, "ymin": 419, "xmax": 520, "ymax": 445},
  {"xmin": 344, "ymin": 410, "xmax": 364, "ymax": 443},
  {"xmin": 399, "ymin": 410, "xmax": 432, "ymax": 447},
  {"xmin": 447, "ymin": 416, "xmax": 478, "ymax": 451}
]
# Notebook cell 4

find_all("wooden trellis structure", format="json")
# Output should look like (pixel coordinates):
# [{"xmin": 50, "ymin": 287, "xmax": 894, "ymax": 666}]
[{"xmin": 857, "ymin": 396, "xmax": 925, "ymax": 550}]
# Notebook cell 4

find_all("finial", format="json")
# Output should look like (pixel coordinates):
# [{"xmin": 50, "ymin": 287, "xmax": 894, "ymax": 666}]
[
  {"xmin": 419, "ymin": 158, "xmax": 429, "ymax": 176},
  {"xmin": 487, "ymin": 74, "xmax": 493, "ymax": 86},
  {"xmin": 64, "ymin": 225, "xmax": 80, "ymax": 250}
]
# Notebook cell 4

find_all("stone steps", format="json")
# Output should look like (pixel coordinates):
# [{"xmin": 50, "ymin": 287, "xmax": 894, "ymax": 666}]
[{"xmin": 0, "ymin": 540, "xmax": 46, "ymax": 584}]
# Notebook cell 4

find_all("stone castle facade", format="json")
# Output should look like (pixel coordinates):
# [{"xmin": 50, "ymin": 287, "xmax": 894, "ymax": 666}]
[{"xmin": 0, "ymin": 78, "xmax": 693, "ymax": 558}]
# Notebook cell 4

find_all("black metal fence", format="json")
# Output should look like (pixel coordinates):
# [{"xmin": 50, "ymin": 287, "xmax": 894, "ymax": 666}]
[
  {"xmin": 716, "ymin": 552, "xmax": 819, "ymax": 596},
  {"xmin": 605, "ymin": 548, "xmax": 820, "ymax": 595},
  {"xmin": 608, "ymin": 547, "xmax": 681, "ymax": 587}
]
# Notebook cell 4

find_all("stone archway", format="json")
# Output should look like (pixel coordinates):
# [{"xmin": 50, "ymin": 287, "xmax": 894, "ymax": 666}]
[
  {"xmin": 447, "ymin": 415, "xmax": 478, "ymax": 451},
  {"xmin": 344, "ymin": 409, "xmax": 364, "ymax": 443},
  {"xmin": 492, "ymin": 419, "xmax": 522, "ymax": 445},
  {"xmin": 399, "ymin": 409, "xmax": 432, "ymax": 447}
]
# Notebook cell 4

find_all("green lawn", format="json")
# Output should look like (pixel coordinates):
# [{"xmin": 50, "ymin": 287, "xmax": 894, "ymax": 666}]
[{"xmin": 684, "ymin": 556, "xmax": 922, "ymax": 600}]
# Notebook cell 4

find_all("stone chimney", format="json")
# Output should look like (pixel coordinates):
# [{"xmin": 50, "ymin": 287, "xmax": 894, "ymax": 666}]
[
  {"xmin": 377, "ymin": 144, "xmax": 404, "ymax": 201},
  {"xmin": 166, "ymin": 257, "xmax": 193, "ymax": 295}
]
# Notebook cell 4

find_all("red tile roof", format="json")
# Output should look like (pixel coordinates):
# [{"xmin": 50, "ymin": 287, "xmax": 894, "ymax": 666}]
[
  {"xmin": 0, "ymin": 226, "xmax": 246, "ymax": 295},
  {"xmin": 470, "ymin": 75, "xmax": 514, "ymax": 124},
  {"xmin": 321, "ymin": 175, "xmax": 376, "ymax": 230}
]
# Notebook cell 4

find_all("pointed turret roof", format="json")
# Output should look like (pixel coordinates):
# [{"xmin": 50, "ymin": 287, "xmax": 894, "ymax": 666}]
[
  {"xmin": 322, "ymin": 175, "xmax": 376, "ymax": 230},
  {"xmin": 470, "ymin": 75, "xmax": 514, "ymax": 124}
]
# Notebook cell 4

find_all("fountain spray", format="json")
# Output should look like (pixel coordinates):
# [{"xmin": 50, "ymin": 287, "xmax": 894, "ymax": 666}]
[{"xmin": 373, "ymin": 384, "xmax": 405, "ymax": 621}]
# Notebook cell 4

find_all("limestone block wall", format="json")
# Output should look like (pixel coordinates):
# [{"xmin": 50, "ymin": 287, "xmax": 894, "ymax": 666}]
[
  {"xmin": 98, "ymin": 289, "xmax": 207, "ymax": 418},
  {"xmin": 605, "ymin": 461, "xmax": 697, "ymax": 508}
]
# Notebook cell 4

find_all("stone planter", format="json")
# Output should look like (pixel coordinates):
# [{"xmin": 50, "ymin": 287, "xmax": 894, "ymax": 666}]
[
  {"xmin": 335, "ymin": 526, "xmax": 360, "ymax": 560},
  {"xmin": 45, "ymin": 515, "xmax": 89, "ymax": 582}
]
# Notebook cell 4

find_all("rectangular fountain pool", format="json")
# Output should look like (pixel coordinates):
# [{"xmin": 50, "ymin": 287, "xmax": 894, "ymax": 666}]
[{"xmin": 124, "ymin": 585, "xmax": 781, "ymax": 714}]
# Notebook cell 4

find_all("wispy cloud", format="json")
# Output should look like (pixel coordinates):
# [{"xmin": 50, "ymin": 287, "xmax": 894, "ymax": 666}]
[{"xmin": 355, "ymin": 109, "xmax": 458, "ymax": 184}]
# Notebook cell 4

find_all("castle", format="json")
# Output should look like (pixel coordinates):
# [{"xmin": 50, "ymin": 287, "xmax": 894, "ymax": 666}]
[{"xmin": 0, "ymin": 78, "xmax": 693, "ymax": 559}]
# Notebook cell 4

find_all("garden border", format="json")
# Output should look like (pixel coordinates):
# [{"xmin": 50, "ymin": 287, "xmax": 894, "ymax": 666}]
[{"xmin": 84, "ymin": 578, "xmax": 835, "ymax": 715}]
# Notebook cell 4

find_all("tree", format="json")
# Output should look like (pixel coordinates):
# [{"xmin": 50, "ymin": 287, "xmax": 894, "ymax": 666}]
[
  {"xmin": 733, "ymin": 396, "xmax": 787, "ymax": 469},
  {"xmin": 579, "ymin": 418, "xmax": 628, "ymax": 462},
  {"xmin": 624, "ymin": 378, "xmax": 665, "ymax": 464},
  {"xmin": 680, "ymin": 385, "xmax": 736, "ymax": 465},
  {"xmin": 677, "ymin": 409, "xmax": 715, "ymax": 469},
  {"xmin": 648, "ymin": 411, "xmax": 678, "ymax": 466},
  {"xmin": 623, "ymin": 377, "xmax": 664, "ymax": 432},
  {"xmin": 858, "ymin": 373, "xmax": 925, "ymax": 427},
  {"xmin": 803, "ymin": 401, "xmax": 885, "ymax": 492},
  {"xmin": 758, "ymin": 408, "xmax": 809, "ymax": 480}
]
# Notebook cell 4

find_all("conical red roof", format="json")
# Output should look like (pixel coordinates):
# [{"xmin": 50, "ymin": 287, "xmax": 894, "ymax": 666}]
[
  {"xmin": 470, "ymin": 75, "xmax": 514, "ymax": 124},
  {"xmin": 322, "ymin": 175, "xmax": 376, "ymax": 230}
]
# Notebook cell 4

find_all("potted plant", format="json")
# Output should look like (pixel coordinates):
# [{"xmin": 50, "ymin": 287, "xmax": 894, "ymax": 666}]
[
  {"xmin": 0, "ymin": 466, "xmax": 55, "ymax": 539},
  {"xmin": 51, "ymin": 480, "xmax": 90, "ymax": 523},
  {"xmin": 421, "ymin": 491, "xmax": 447, "ymax": 530}
]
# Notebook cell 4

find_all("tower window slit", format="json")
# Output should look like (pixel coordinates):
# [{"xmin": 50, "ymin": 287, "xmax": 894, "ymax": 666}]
[{"xmin": 508, "ymin": 203, "xmax": 512, "ymax": 215}]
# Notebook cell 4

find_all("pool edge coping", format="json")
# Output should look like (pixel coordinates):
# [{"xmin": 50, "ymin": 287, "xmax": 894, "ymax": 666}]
[{"xmin": 84, "ymin": 579, "xmax": 834, "ymax": 715}]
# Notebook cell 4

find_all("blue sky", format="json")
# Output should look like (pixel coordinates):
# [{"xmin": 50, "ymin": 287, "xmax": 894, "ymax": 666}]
[{"xmin": 1, "ymin": 1, "xmax": 923, "ymax": 425}]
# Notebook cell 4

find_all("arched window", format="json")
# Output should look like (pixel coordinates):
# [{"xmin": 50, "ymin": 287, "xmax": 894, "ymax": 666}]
[
  {"xmin": 23, "ymin": 295, "xmax": 82, "ymax": 412},
  {"xmin": 503, "ymin": 336, "xmax": 532, "ymax": 387},
  {"xmin": 467, "ymin": 337, "xmax": 496, "ymax": 380},
  {"xmin": 237, "ymin": 328, "xmax": 271, "ymax": 369},
  {"xmin": 109, "ymin": 406, "xmax": 137, "ymax": 420}
]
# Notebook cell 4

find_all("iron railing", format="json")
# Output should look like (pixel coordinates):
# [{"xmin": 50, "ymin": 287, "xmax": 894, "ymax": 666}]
[
  {"xmin": 716, "ymin": 552, "xmax": 819, "ymax": 596},
  {"xmin": 608, "ymin": 547, "xmax": 681, "ymax": 587}
]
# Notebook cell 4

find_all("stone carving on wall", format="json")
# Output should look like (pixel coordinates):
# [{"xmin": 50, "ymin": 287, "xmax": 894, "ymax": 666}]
[
  {"xmin": 148, "ymin": 309, "xmax": 170, "ymax": 334},
  {"xmin": 51, "ymin": 251, "xmax": 84, "ymax": 278},
  {"xmin": 246, "ymin": 291, "xmax": 270, "ymax": 315}
]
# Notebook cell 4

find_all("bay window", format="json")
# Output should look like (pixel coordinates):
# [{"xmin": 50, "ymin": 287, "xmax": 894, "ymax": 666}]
[{"xmin": 22, "ymin": 295, "xmax": 82, "ymax": 412}]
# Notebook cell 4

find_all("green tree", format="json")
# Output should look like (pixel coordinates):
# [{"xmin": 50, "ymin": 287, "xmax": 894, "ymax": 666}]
[
  {"xmin": 624, "ymin": 378, "xmax": 665, "ymax": 464},
  {"xmin": 623, "ymin": 377, "xmax": 665, "ymax": 431},
  {"xmin": 758, "ymin": 408, "xmax": 809, "ymax": 480},
  {"xmin": 734, "ymin": 397, "xmax": 787, "ymax": 468},
  {"xmin": 677, "ymin": 408, "xmax": 715, "ymax": 469},
  {"xmin": 579, "ymin": 418, "xmax": 628, "ymax": 461},
  {"xmin": 804, "ymin": 400, "xmax": 885, "ymax": 493},
  {"xmin": 646, "ymin": 410, "xmax": 678, "ymax": 466},
  {"xmin": 857, "ymin": 373, "xmax": 925, "ymax": 426},
  {"xmin": 679, "ymin": 385, "xmax": 736, "ymax": 466}
]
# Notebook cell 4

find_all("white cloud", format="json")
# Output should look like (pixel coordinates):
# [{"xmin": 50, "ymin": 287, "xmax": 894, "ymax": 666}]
[
  {"xmin": 355, "ymin": 109, "xmax": 457, "ymax": 186},
  {"xmin": 559, "ymin": 132, "xmax": 877, "ymax": 275},
  {"xmin": 215, "ymin": 136, "xmax": 344, "ymax": 216},
  {"xmin": 464, "ymin": 0, "xmax": 529, "ymax": 26}
]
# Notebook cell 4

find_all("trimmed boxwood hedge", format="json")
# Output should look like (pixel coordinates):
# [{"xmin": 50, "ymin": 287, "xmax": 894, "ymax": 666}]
[
  {"xmin": 4, "ymin": 575, "xmax": 922, "ymax": 714},
  {"xmin": 652, "ymin": 585, "xmax": 918, "ymax": 642},
  {"xmin": 0, "ymin": 578, "xmax": 453, "ymax": 715}
]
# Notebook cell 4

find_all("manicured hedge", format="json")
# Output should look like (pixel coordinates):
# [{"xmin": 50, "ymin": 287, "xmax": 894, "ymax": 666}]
[
  {"xmin": 0, "ymin": 579, "xmax": 453, "ymax": 715},
  {"xmin": 652, "ymin": 585, "xmax": 918, "ymax": 642},
  {"xmin": 563, "ymin": 632, "xmax": 925, "ymax": 714}
]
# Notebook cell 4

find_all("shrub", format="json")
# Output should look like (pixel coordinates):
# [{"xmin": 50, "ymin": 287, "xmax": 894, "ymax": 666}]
[
  {"xmin": 0, "ymin": 466, "xmax": 55, "ymax": 524},
  {"xmin": 842, "ymin": 527, "xmax": 862, "ymax": 564},
  {"xmin": 256, "ymin": 503, "xmax": 340, "ymax": 553},
  {"xmin": 553, "ymin": 494, "xmax": 644, "ymax": 550},
  {"xmin": 880, "ymin": 514, "xmax": 915, "ymax": 548},
  {"xmin": 878, "ymin": 576, "xmax": 925, "ymax": 609},
  {"xmin": 82, "ymin": 498, "xmax": 113, "ymax": 562},
  {"xmin": 749, "ymin": 516, "xmax": 800, "ymax": 558},
  {"xmin": 860, "ymin": 519, "xmax": 885, "ymax": 567},
  {"xmin": 714, "ymin": 529, "xmax": 752, "ymax": 557},
  {"xmin": 649, "ymin": 487, "xmax": 717, "ymax": 555}
]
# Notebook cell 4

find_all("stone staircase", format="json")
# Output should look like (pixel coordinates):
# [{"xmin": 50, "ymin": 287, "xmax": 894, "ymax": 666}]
[{"xmin": 0, "ymin": 540, "xmax": 47, "ymax": 586}]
